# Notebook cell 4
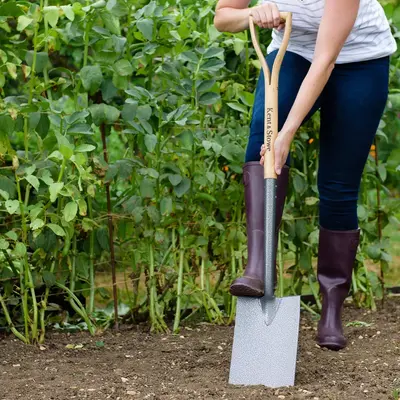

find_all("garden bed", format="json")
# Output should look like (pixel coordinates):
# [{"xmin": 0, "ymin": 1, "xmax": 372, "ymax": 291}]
[{"xmin": 1, "ymin": 297, "xmax": 399, "ymax": 400}]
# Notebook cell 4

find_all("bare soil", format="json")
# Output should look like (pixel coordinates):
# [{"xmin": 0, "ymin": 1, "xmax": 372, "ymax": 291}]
[{"xmin": 0, "ymin": 298, "xmax": 399, "ymax": 400}]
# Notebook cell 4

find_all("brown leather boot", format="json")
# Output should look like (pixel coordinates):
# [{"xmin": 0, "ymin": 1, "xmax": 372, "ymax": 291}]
[
  {"xmin": 229, "ymin": 162, "xmax": 289, "ymax": 297},
  {"xmin": 316, "ymin": 226, "xmax": 360, "ymax": 350}
]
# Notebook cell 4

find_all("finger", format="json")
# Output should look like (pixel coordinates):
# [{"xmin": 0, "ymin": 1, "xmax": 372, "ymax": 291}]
[
  {"xmin": 264, "ymin": 6, "xmax": 274, "ymax": 29},
  {"xmin": 271, "ymin": 4, "xmax": 281, "ymax": 28},
  {"xmin": 260, "ymin": 156, "xmax": 265, "ymax": 166},
  {"xmin": 251, "ymin": 9, "xmax": 262, "ymax": 27},
  {"xmin": 258, "ymin": 7, "xmax": 270, "ymax": 29},
  {"xmin": 277, "ymin": 22, "xmax": 286, "ymax": 31}
]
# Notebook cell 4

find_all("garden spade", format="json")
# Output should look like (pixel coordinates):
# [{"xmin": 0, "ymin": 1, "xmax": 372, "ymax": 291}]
[{"xmin": 229, "ymin": 13, "xmax": 301, "ymax": 388}]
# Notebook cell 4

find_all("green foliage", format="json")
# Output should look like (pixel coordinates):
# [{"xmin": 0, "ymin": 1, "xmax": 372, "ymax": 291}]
[{"xmin": 0, "ymin": 0, "xmax": 399, "ymax": 342}]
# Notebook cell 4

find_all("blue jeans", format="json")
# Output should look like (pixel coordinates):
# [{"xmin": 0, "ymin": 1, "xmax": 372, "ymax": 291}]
[{"xmin": 245, "ymin": 51, "xmax": 390, "ymax": 231}]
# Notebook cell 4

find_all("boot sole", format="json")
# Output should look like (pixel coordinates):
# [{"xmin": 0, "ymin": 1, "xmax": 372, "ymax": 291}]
[
  {"xmin": 317, "ymin": 340, "xmax": 345, "ymax": 351},
  {"xmin": 229, "ymin": 283, "xmax": 264, "ymax": 297}
]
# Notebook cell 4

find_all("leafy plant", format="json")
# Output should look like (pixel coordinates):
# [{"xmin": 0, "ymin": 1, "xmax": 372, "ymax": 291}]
[{"xmin": 0, "ymin": 0, "xmax": 399, "ymax": 342}]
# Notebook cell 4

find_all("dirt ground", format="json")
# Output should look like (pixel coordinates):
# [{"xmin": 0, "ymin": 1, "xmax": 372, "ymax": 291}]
[{"xmin": 0, "ymin": 298, "xmax": 399, "ymax": 400}]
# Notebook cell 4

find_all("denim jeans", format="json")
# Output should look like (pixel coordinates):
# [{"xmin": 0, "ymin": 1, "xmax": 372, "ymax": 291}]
[{"xmin": 245, "ymin": 50, "xmax": 390, "ymax": 231}]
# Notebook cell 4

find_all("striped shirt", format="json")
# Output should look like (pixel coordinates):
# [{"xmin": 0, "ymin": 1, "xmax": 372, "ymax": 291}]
[{"xmin": 265, "ymin": 0, "xmax": 397, "ymax": 63}]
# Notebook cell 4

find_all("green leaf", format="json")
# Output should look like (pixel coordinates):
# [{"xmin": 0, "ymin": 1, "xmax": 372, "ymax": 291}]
[
  {"xmin": 49, "ymin": 182, "xmax": 64, "ymax": 203},
  {"xmin": 0, "ymin": 189, "xmax": 9, "ymax": 200},
  {"xmin": 227, "ymin": 102, "xmax": 247, "ymax": 113},
  {"xmin": 43, "ymin": 271, "xmax": 56, "ymax": 287},
  {"xmin": 36, "ymin": 113, "xmax": 50, "ymax": 138},
  {"xmin": 5, "ymin": 200, "xmax": 19, "ymax": 215},
  {"xmin": 366, "ymin": 244, "xmax": 381, "ymax": 260},
  {"xmin": 174, "ymin": 177, "xmax": 190, "ymax": 198},
  {"xmin": 0, "ymin": 239, "xmax": 9, "ymax": 250},
  {"xmin": 6, "ymin": 63, "xmax": 17, "ymax": 79},
  {"xmin": 137, "ymin": 19, "xmax": 153, "ymax": 41},
  {"xmin": 393, "ymin": 6, "xmax": 400, "ymax": 25},
  {"xmin": 114, "ymin": 59, "xmax": 133, "ymax": 76},
  {"xmin": 136, "ymin": 105, "xmax": 152, "ymax": 120},
  {"xmin": 0, "ymin": 73, "xmax": 5, "ymax": 88},
  {"xmin": 206, "ymin": 172, "xmax": 215, "ymax": 184},
  {"xmin": 239, "ymin": 91, "xmax": 254, "ymax": 107},
  {"xmin": 17, "ymin": 16, "xmax": 33, "ymax": 31},
  {"xmin": 233, "ymin": 38, "xmax": 245, "ymax": 55},
  {"xmin": 25, "ymin": 52, "xmax": 49, "ymax": 74},
  {"xmin": 299, "ymin": 250, "xmax": 311, "ymax": 271},
  {"xmin": 89, "ymin": 104, "xmax": 120, "ymax": 126},
  {"xmin": 199, "ymin": 92, "xmax": 220, "ymax": 106},
  {"xmin": 160, "ymin": 197, "xmax": 173, "ymax": 215},
  {"xmin": 293, "ymin": 174, "xmax": 306, "ymax": 194},
  {"xmin": 212, "ymin": 142, "xmax": 222, "ymax": 154},
  {"xmin": 47, "ymin": 224, "xmax": 66, "ymax": 237},
  {"xmin": 80, "ymin": 65, "xmax": 103, "ymax": 94},
  {"xmin": 202, "ymin": 140, "xmax": 212, "ymax": 151},
  {"xmin": 14, "ymin": 242, "xmax": 26, "ymax": 257},
  {"xmin": 78, "ymin": 199, "xmax": 87, "ymax": 216},
  {"xmin": 44, "ymin": 8, "xmax": 59, "ymax": 28},
  {"xmin": 201, "ymin": 59, "xmax": 225, "ymax": 72},
  {"xmin": 295, "ymin": 220, "xmax": 308, "ymax": 241},
  {"xmin": 30, "ymin": 218, "xmax": 45, "ymax": 230},
  {"xmin": 5, "ymin": 231, "xmax": 18, "ymax": 241},
  {"xmin": 180, "ymin": 51, "xmax": 198, "ymax": 63},
  {"xmin": 0, "ymin": 1, "xmax": 24, "ymax": 17},
  {"xmin": 75, "ymin": 144, "xmax": 96, "ymax": 153},
  {"xmin": 63, "ymin": 202, "xmax": 78, "ymax": 222},
  {"xmin": 377, "ymin": 164, "xmax": 387, "ymax": 182},
  {"xmin": 144, "ymin": 134, "xmax": 157, "ymax": 152},
  {"xmin": 107, "ymin": 0, "xmax": 128, "ymax": 17},
  {"xmin": 25, "ymin": 175, "xmax": 40, "ymax": 191},
  {"xmin": 357, "ymin": 205, "xmax": 368, "ymax": 221},
  {"xmin": 305, "ymin": 197, "xmax": 319, "ymax": 206},
  {"xmin": 67, "ymin": 123, "xmax": 93, "ymax": 136},
  {"xmin": 96, "ymin": 227, "xmax": 110, "ymax": 251},
  {"xmin": 61, "ymin": 5, "xmax": 75, "ymax": 21},
  {"xmin": 203, "ymin": 47, "xmax": 224, "ymax": 59},
  {"xmin": 197, "ymin": 79, "xmax": 216, "ymax": 93},
  {"xmin": 168, "ymin": 174, "xmax": 182, "ymax": 186},
  {"xmin": 121, "ymin": 102, "xmax": 138, "ymax": 122},
  {"xmin": 140, "ymin": 178, "xmax": 155, "ymax": 198},
  {"xmin": 28, "ymin": 112, "xmax": 41, "ymax": 131},
  {"xmin": 0, "ymin": 115, "xmax": 15, "ymax": 135},
  {"xmin": 101, "ymin": 11, "xmax": 120, "ymax": 35}
]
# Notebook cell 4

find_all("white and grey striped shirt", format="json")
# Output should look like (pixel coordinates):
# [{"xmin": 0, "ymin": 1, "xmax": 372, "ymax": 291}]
[{"xmin": 265, "ymin": 0, "xmax": 397, "ymax": 63}]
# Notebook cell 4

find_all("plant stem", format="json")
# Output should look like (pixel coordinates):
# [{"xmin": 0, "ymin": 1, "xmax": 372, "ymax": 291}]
[
  {"xmin": 39, "ymin": 249, "xmax": 57, "ymax": 344},
  {"xmin": 374, "ymin": 137, "xmax": 385, "ymax": 303},
  {"xmin": 99, "ymin": 120, "xmax": 119, "ymax": 330},
  {"xmin": 16, "ymin": 173, "xmax": 38, "ymax": 342},
  {"xmin": 55, "ymin": 282, "xmax": 95, "ymax": 335},
  {"xmin": 2, "ymin": 249, "xmax": 18, "ymax": 276},
  {"xmin": 69, "ymin": 235, "xmax": 77, "ymax": 294},
  {"xmin": 0, "ymin": 291, "xmax": 27, "ymax": 343},
  {"xmin": 148, "ymin": 240, "xmax": 166, "ymax": 332},
  {"xmin": 173, "ymin": 230, "xmax": 184, "ymax": 333},
  {"xmin": 228, "ymin": 243, "xmax": 237, "ymax": 324},
  {"xmin": 43, "ymin": 0, "xmax": 52, "ymax": 101},
  {"xmin": 88, "ymin": 197, "xmax": 95, "ymax": 314}
]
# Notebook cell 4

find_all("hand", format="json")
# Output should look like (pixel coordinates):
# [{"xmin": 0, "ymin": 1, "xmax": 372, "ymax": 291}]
[
  {"xmin": 259, "ymin": 132, "xmax": 292, "ymax": 175},
  {"xmin": 249, "ymin": 2, "xmax": 285, "ymax": 31}
]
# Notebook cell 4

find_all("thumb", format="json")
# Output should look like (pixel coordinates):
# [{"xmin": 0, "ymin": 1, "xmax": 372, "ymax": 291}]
[
  {"xmin": 275, "ymin": 159, "xmax": 281, "ymax": 176},
  {"xmin": 274, "ymin": 147, "xmax": 282, "ymax": 175}
]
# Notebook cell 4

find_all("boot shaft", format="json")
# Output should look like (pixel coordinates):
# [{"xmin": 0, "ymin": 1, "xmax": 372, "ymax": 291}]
[{"xmin": 317, "ymin": 226, "xmax": 360, "ymax": 300}]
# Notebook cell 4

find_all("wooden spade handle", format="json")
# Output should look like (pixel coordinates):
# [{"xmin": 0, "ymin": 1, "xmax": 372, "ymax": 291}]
[{"xmin": 249, "ymin": 13, "xmax": 292, "ymax": 179}]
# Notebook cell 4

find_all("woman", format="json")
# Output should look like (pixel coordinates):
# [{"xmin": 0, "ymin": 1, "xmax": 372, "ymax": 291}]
[{"xmin": 214, "ymin": 0, "xmax": 397, "ymax": 350}]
